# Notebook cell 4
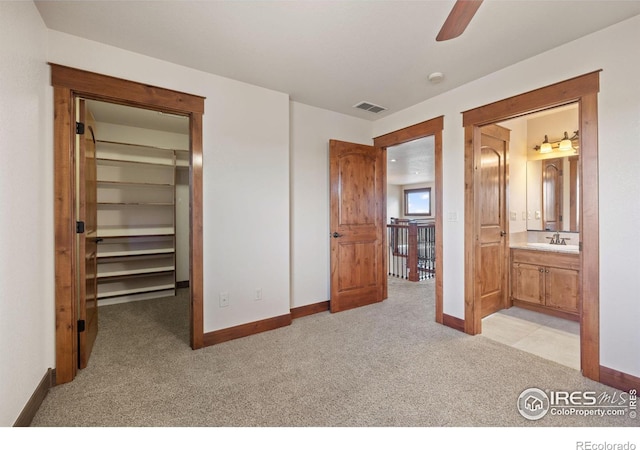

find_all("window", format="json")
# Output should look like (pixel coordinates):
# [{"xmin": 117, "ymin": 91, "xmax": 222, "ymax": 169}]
[{"xmin": 404, "ymin": 188, "xmax": 431, "ymax": 216}]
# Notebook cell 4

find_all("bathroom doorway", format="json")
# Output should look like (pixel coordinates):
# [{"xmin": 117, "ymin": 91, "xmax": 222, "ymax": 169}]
[{"xmin": 462, "ymin": 71, "xmax": 601, "ymax": 381}]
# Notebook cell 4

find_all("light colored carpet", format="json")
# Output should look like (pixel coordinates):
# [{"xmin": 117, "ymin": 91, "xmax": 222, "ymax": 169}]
[{"xmin": 31, "ymin": 278, "xmax": 636, "ymax": 427}]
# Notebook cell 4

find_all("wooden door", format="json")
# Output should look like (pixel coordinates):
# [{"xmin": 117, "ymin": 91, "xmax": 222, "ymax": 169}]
[
  {"xmin": 329, "ymin": 140, "xmax": 386, "ymax": 313},
  {"xmin": 542, "ymin": 158, "xmax": 563, "ymax": 231},
  {"xmin": 78, "ymin": 100, "xmax": 99, "ymax": 369},
  {"xmin": 477, "ymin": 125, "xmax": 509, "ymax": 318}
]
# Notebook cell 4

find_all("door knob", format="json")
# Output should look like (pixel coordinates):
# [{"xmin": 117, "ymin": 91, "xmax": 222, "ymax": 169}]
[
  {"xmin": 500, "ymin": 231, "xmax": 507, "ymax": 237},
  {"xmin": 332, "ymin": 232, "xmax": 343, "ymax": 238}
]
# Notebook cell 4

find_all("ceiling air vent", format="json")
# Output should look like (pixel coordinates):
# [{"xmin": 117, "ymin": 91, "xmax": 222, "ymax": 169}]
[{"xmin": 353, "ymin": 101, "xmax": 387, "ymax": 114}]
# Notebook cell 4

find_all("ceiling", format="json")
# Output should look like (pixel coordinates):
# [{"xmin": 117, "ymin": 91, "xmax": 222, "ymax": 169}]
[
  {"xmin": 387, "ymin": 137, "xmax": 434, "ymax": 186},
  {"xmin": 35, "ymin": 0, "xmax": 640, "ymax": 121}
]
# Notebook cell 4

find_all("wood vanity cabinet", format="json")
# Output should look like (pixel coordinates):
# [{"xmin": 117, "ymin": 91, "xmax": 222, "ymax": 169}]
[{"xmin": 510, "ymin": 248, "xmax": 580, "ymax": 321}]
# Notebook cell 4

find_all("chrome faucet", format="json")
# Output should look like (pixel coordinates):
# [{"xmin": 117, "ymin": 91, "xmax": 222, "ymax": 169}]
[{"xmin": 546, "ymin": 232, "xmax": 569, "ymax": 245}]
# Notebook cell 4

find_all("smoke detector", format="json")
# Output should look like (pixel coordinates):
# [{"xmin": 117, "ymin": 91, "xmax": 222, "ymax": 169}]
[{"xmin": 428, "ymin": 72, "xmax": 444, "ymax": 84}]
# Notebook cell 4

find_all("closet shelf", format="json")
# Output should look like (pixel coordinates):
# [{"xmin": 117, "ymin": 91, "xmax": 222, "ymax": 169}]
[
  {"xmin": 97, "ymin": 180, "xmax": 174, "ymax": 188},
  {"xmin": 97, "ymin": 284, "xmax": 176, "ymax": 300},
  {"xmin": 97, "ymin": 226, "xmax": 175, "ymax": 238},
  {"xmin": 94, "ymin": 116, "xmax": 180, "ymax": 304},
  {"xmin": 98, "ymin": 267, "xmax": 176, "ymax": 279},
  {"xmin": 97, "ymin": 157, "xmax": 174, "ymax": 167},
  {"xmin": 98, "ymin": 248, "xmax": 175, "ymax": 258},
  {"xmin": 98, "ymin": 202, "xmax": 174, "ymax": 206},
  {"xmin": 96, "ymin": 139, "xmax": 188, "ymax": 153}
]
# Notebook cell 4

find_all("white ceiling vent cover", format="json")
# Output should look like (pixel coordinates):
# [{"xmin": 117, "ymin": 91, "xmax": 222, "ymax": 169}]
[{"xmin": 353, "ymin": 101, "xmax": 387, "ymax": 114}]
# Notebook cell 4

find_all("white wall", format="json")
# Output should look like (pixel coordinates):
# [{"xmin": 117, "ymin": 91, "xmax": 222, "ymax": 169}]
[
  {"xmin": 46, "ymin": 31, "xmax": 291, "ymax": 332},
  {"xmin": 0, "ymin": 2, "xmax": 52, "ymax": 426},
  {"xmin": 386, "ymin": 184, "xmax": 402, "ymax": 220},
  {"xmin": 289, "ymin": 102, "xmax": 371, "ymax": 308},
  {"xmin": 372, "ymin": 15, "xmax": 640, "ymax": 378},
  {"xmin": 500, "ymin": 117, "xmax": 528, "ymax": 235}
]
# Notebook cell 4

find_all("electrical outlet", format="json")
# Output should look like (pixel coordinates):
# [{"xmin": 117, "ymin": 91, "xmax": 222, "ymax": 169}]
[
  {"xmin": 219, "ymin": 292, "xmax": 229, "ymax": 307},
  {"xmin": 255, "ymin": 288, "xmax": 262, "ymax": 301}
]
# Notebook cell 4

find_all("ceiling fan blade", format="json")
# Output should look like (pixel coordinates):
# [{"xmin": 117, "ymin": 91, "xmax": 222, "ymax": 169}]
[{"xmin": 436, "ymin": 0, "xmax": 483, "ymax": 42}]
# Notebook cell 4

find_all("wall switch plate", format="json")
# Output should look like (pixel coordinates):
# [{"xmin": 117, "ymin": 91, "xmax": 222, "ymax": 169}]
[
  {"xmin": 448, "ymin": 212, "xmax": 458, "ymax": 222},
  {"xmin": 510, "ymin": 211, "xmax": 517, "ymax": 221},
  {"xmin": 255, "ymin": 288, "xmax": 262, "ymax": 301},
  {"xmin": 535, "ymin": 211, "xmax": 541, "ymax": 219},
  {"xmin": 219, "ymin": 292, "xmax": 229, "ymax": 307},
  {"xmin": 522, "ymin": 211, "xmax": 527, "ymax": 220}
]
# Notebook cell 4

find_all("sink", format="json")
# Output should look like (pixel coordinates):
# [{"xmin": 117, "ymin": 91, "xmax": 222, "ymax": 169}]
[{"xmin": 520, "ymin": 242, "xmax": 579, "ymax": 253}]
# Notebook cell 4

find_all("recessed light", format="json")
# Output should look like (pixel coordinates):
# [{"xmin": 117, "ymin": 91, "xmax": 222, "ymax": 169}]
[
  {"xmin": 390, "ymin": 159, "xmax": 397, "ymax": 162},
  {"xmin": 428, "ymin": 72, "xmax": 444, "ymax": 84}
]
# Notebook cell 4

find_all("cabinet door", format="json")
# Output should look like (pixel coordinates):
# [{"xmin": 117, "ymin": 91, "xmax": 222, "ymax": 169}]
[
  {"xmin": 512, "ymin": 263, "xmax": 543, "ymax": 304},
  {"xmin": 545, "ymin": 267, "xmax": 579, "ymax": 313}
]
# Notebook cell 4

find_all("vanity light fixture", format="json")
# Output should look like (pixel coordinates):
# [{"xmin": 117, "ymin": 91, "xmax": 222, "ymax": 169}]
[
  {"xmin": 534, "ymin": 130, "xmax": 579, "ymax": 153},
  {"xmin": 559, "ymin": 132, "xmax": 572, "ymax": 151},
  {"xmin": 539, "ymin": 135, "xmax": 552, "ymax": 153}
]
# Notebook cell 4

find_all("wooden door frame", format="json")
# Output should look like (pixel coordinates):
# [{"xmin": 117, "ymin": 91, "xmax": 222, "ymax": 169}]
[
  {"xmin": 373, "ymin": 116, "xmax": 444, "ymax": 323},
  {"xmin": 50, "ymin": 64, "xmax": 205, "ymax": 384},
  {"xmin": 462, "ymin": 71, "xmax": 600, "ymax": 381}
]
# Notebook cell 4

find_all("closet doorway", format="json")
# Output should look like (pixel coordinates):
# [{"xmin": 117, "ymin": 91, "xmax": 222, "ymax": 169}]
[
  {"xmin": 51, "ymin": 64, "xmax": 205, "ymax": 385},
  {"xmin": 82, "ymin": 99, "xmax": 191, "ymax": 363}
]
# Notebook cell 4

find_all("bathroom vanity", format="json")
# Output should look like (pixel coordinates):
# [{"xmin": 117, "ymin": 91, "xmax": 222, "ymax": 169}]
[{"xmin": 510, "ymin": 243, "xmax": 580, "ymax": 321}]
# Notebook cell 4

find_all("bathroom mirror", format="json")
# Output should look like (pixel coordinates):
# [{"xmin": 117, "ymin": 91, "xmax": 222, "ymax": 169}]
[
  {"xmin": 526, "ymin": 155, "xmax": 580, "ymax": 232},
  {"xmin": 523, "ymin": 103, "xmax": 580, "ymax": 233}
]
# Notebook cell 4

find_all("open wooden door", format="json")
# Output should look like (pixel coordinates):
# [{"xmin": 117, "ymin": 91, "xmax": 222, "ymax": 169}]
[
  {"xmin": 329, "ymin": 140, "xmax": 386, "ymax": 313},
  {"xmin": 78, "ymin": 99, "xmax": 99, "ymax": 369},
  {"xmin": 477, "ymin": 125, "xmax": 509, "ymax": 319}
]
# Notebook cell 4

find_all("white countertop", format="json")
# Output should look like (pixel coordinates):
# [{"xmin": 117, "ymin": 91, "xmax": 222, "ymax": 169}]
[{"xmin": 510, "ymin": 242, "xmax": 580, "ymax": 254}]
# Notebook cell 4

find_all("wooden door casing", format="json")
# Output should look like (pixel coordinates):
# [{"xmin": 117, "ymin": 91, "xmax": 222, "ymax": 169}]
[
  {"xmin": 52, "ymin": 64, "xmax": 205, "ymax": 384},
  {"xmin": 329, "ymin": 140, "xmax": 385, "ymax": 313},
  {"xmin": 463, "ymin": 71, "xmax": 601, "ymax": 381}
]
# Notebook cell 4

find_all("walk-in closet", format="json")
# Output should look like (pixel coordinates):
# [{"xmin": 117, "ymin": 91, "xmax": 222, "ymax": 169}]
[{"xmin": 86, "ymin": 99, "xmax": 190, "ymax": 311}]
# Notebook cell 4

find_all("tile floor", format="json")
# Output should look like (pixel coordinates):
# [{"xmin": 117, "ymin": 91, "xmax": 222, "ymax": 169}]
[{"xmin": 482, "ymin": 306, "xmax": 580, "ymax": 370}]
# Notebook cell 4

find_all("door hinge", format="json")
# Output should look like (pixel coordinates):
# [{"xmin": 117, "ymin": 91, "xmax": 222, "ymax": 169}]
[
  {"xmin": 76, "ymin": 122, "xmax": 85, "ymax": 135},
  {"xmin": 76, "ymin": 221, "xmax": 85, "ymax": 233},
  {"xmin": 77, "ymin": 320, "xmax": 85, "ymax": 333},
  {"xmin": 579, "ymin": 242, "xmax": 583, "ymax": 251}
]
